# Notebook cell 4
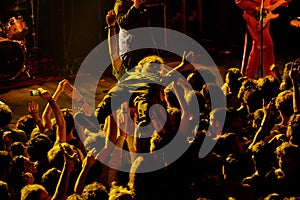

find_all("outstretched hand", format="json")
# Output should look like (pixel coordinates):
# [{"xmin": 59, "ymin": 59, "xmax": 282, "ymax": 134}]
[
  {"xmin": 59, "ymin": 143, "xmax": 78, "ymax": 171},
  {"xmin": 82, "ymin": 148, "xmax": 99, "ymax": 168},
  {"xmin": 28, "ymin": 101, "xmax": 39, "ymax": 115},
  {"xmin": 289, "ymin": 62, "xmax": 299, "ymax": 83},
  {"xmin": 37, "ymin": 88, "xmax": 52, "ymax": 101}
]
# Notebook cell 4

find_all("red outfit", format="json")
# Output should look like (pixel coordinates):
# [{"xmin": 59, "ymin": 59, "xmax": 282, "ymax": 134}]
[{"xmin": 236, "ymin": 0, "xmax": 276, "ymax": 79}]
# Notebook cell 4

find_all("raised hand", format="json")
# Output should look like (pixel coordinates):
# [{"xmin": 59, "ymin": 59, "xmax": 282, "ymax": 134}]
[
  {"xmin": 106, "ymin": 9, "xmax": 117, "ymax": 26},
  {"xmin": 82, "ymin": 148, "xmax": 99, "ymax": 168},
  {"xmin": 28, "ymin": 101, "xmax": 39, "ymax": 115},
  {"xmin": 133, "ymin": 0, "xmax": 144, "ymax": 9},
  {"xmin": 37, "ymin": 88, "xmax": 52, "ymax": 101},
  {"xmin": 289, "ymin": 62, "xmax": 299, "ymax": 83},
  {"xmin": 59, "ymin": 143, "xmax": 78, "ymax": 171}
]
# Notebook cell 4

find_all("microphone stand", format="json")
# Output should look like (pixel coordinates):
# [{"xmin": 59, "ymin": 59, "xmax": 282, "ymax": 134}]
[
  {"xmin": 29, "ymin": 0, "xmax": 38, "ymax": 50},
  {"xmin": 259, "ymin": 0, "xmax": 264, "ymax": 78}
]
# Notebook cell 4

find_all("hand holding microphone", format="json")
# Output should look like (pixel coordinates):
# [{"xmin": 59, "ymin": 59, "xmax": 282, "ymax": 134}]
[{"xmin": 133, "ymin": 0, "xmax": 144, "ymax": 9}]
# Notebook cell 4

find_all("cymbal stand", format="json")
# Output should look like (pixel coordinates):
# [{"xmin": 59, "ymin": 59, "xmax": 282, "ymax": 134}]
[{"xmin": 29, "ymin": 0, "xmax": 38, "ymax": 50}]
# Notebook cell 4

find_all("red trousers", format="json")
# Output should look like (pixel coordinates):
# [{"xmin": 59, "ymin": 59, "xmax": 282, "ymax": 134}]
[{"xmin": 244, "ymin": 13, "xmax": 275, "ymax": 79}]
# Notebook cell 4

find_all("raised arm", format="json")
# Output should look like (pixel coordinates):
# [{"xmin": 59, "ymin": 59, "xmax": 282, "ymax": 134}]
[
  {"xmin": 52, "ymin": 144, "xmax": 77, "ymax": 200},
  {"xmin": 38, "ymin": 87, "xmax": 66, "ymax": 144},
  {"xmin": 248, "ymin": 99, "xmax": 275, "ymax": 150},
  {"xmin": 42, "ymin": 79, "xmax": 67, "ymax": 130},
  {"xmin": 169, "ymin": 80, "xmax": 192, "ymax": 136},
  {"xmin": 64, "ymin": 80, "xmax": 93, "ymax": 116},
  {"xmin": 114, "ymin": 0, "xmax": 144, "ymax": 30},
  {"xmin": 74, "ymin": 148, "xmax": 98, "ymax": 194},
  {"xmin": 289, "ymin": 62, "xmax": 300, "ymax": 114},
  {"xmin": 106, "ymin": 10, "xmax": 122, "ymax": 73},
  {"xmin": 27, "ymin": 101, "xmax": 44, "ymax": 133}
]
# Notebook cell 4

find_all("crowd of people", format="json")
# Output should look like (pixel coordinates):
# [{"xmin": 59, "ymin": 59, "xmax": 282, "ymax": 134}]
[
  {"xmin": 1, "ymin": 0, "xmax": 300, "ymax": 200},
  {"xmin": 1, "ymin": 56, "xmax": 300, "ymax": 199}
]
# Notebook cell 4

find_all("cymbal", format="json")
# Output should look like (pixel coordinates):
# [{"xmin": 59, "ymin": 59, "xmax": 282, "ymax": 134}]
[{"xmin": 10, "ymin": 5, "xmax": 27, "ymax": 11}]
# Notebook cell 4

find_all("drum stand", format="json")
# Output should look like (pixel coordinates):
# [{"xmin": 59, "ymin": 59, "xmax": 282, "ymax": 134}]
[
  {"xmin": 9, "ymin": 64, "xmax": 31, "ymax": 80},
  {"xmin": 29, "ymin": 0, "xmax": 38, "ymax": 50}
]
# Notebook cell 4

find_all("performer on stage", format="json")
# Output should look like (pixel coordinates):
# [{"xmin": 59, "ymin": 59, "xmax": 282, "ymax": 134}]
[
  {"xmin": 114, "ymin": 0, "xmax": 158, "ymax": 71},
  {"xmin": 235, "ymin": 0, "xmax": 286, "ymax": 79}
]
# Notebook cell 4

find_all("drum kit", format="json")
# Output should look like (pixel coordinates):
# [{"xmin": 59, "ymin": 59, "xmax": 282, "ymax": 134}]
[{"xmin": 0, "ymin": 0, "xmax": 35, "ymax": 81}]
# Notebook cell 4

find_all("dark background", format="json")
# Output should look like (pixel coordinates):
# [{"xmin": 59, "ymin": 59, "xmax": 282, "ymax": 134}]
[{"xmin": 13, "ymin": 0, "xmax": 300, "ymax": 68}]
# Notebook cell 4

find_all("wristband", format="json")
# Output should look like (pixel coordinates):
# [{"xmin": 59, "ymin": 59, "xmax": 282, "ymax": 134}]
[{"xmin": 105, "ymin": 25, "xmax": 116, "ymax": 29}]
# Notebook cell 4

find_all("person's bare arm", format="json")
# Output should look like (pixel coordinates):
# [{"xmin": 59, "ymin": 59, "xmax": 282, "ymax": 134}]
[
  {"xmin": 38, "ymin": 87, "xmax": 66, "ymax": 144},
  {"xmin": 289, "ymin": 63, "xmax": 300, "ymax": 113},
  {"xmin": 74, "ymin": 148, "xmax": 98, "ymax": 194},
  {"xmin": 52, "ymin": 144, "xmax": 77, "ymax": 200},
  {"xmin": 106, "ymin": 9, "xmax": 123, "ymax": 72},
  {"xmin": 41, "ymin": 79, "xmax": 67, "ymax": 130},
  {"xmin": 27, "ymin": 101, "xmax": 44, "ymax": 133}
]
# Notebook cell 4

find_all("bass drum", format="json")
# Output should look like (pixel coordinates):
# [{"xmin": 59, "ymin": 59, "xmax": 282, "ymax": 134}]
[{"xmin": 0, "ymin": 40, "xmax": 25, "ymax": 80}]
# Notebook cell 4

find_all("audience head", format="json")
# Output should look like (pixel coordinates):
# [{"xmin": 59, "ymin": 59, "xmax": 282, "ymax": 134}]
[
  {"xmin": 27, "ymin": 134, "xmax": 53, "ymax": 162},
  {"xmin": 187, "ymin": 68, "xmax": 216, "ymax": 92},
  {"xmin": 257, "ymin": 75, "xmax": 280, "ymax": 103},
  {"xmin": 0, "ymin": 151, "xmax": 12, "ymax": 180},
  {"xmin": 238, "ymin": 78, "xmax": 256, "ymax": 104},
  {"xmin": 13, "ymin": 155, "xmax": 38, "ymax": 175},
  {"xmin": 202, "ymin": 83, "xmax": 226, "ymax": 112},
  {"xmin": 82, "ymin": 182, "xmax": 108, "ymax": 200},
  {"xmin": 0, "ymin": 181, "xmax": 11, "ymax": 200},
  {"xmin": 251, "ymin": 141, "xmax": 275, "ymax": 172},
  {"xmin": 108, "ymin": 182, "xmax": 134, "ymax": 200},
  {"xmin": 47, "ymin": 143, "xmax": 81, "ymax": 171},
  {"xmin": 41, "ymin": 168, "xmax": 61, "ymax": 196},
  {"xmin": 222, "ymin": 154, "xmax": 244, "ymax": 181},
  {"xmin": 276, "ymin": 142, "xmax": 300, "ymax": 178},
  {"xmin": 225, "ymin": 67, "xmax": 243, "ymax": 94},
  {"xmin": 16, "ymin": 115, "xmax": 36, "ymax": 139},
  {"xmin": 0, "ymin": 103, "xmax": 12, "ymax": 128},
  {"xmin": 20, "ymin": 184, "xmax": 50, "ymax": 200},
  {"xmin": 11, "ymin": 142, "xmax": 28, "ymax": 157},
  {"xmin": 287, "ymin": 114, "xmax": 300, "ymax": 146},
  {"xmin": 137, "ymin": 55, "xmax": 165, "ymax": 74},
  {"xmin": 243, "ymin": 88, "xmax": 263, "ymax": 114},
  {"xmin": 275, "ymin": 90, "xmax": 293, "ymax": 119},
  {"xmin": 67, "ymin": 193, "xmax": 84, "ymax": 200}
]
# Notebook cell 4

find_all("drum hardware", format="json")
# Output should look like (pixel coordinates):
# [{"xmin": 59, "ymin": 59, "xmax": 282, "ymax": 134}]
[
  {"xmin": 0, "ymin": 39, "xmax": 30, "ymax": 80},
  {"xmin": 10, "ymin": 0, "xmax": 27, "ymax": 11},
  {"xmin": 9, "ymin": 64, "xmax": 31, "ymax": 80},
  {"xmin": 290, "ymin": 17, "xmax": 300, "ymax": 28},
  {"xmin": 10, "ymin": 5, "xmax": 27, "ymax": 11},
  {"xmin": 29, "ymin": 0, "xmax": 38, "ymax": 50},
  {"xmin": 5, "ymin": 16, "xmax": 29, "ymax": 39}
]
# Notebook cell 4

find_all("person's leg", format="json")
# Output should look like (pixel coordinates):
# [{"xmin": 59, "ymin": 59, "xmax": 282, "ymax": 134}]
[
  {"xmin": 262, "ymin": 26, "xmax": 275, "ymax": 77},
  {"xmin": 245, "ymin": 43, "xmax": 260, "ymax": 79},
  {"xmin": 95, "ymin": 93, "xmax": 113, "ymax": 127}
]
